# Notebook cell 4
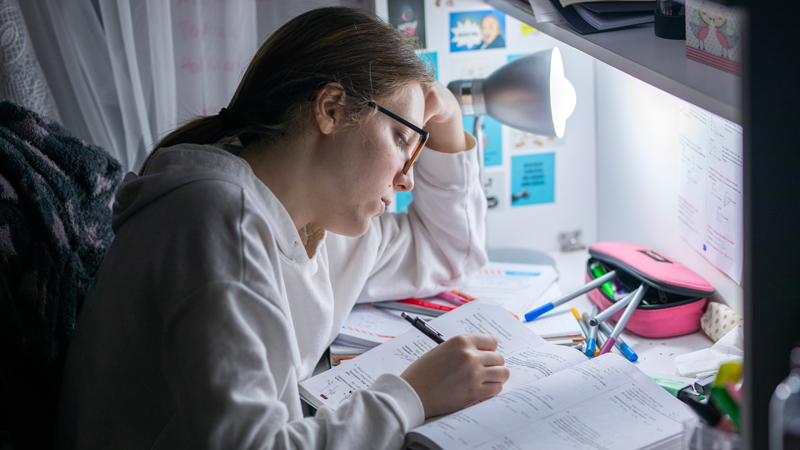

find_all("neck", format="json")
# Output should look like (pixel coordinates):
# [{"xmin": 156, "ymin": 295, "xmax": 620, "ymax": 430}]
[{"xmin": 238, "ymin": 138, "xmax": 317, "ymax": 232}]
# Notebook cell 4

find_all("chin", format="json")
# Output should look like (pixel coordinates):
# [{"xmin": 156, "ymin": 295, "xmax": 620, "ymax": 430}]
[{"xmin": 333, "ymin": 219, "xmax": 372, "ymax": 238}]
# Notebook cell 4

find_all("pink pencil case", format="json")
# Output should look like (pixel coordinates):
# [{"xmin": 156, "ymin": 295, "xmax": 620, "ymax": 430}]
[{"xmin": 585, "ymin": 241, "xmax": 714, "ymax": 338}]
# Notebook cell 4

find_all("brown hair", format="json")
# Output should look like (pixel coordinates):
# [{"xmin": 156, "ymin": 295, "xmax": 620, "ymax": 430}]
[{"xmin": 140, "ymin": 7, "xmax": 435, "ymax": 174}]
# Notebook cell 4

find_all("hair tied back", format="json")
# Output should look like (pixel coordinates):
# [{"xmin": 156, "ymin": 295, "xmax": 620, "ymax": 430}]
[{"xmin": 218, "ymin": 107, "xmax": 236, "ymax": 129}]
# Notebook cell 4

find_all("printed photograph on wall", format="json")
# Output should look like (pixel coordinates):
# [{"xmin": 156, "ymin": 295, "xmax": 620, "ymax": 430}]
[
  {"xmin": 511, "ymin": 153, "xmax": 555, "ymax": 207},
  {"xmin": 389, "ymin": 0, "xmax": 427, "ymax": 48},
  {"xmin": 450, "ymin": 10, "xmax": 506, "ymax": 52}
]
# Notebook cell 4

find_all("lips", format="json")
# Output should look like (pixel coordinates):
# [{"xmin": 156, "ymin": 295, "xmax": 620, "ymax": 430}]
[{"xmin": 381, "ymin": 198, "xmax": 392, "ymax": 208}]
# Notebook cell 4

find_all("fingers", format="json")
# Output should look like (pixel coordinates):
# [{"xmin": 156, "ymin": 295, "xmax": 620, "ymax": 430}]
[
  {"xmin": 482, "ymin": 365, "xmax": 511, "ymax": 384},
  {"xmin": 476, "ymin": 381, "xmax": 505, "ymax": 401},
  {"xmin": 459, "ymin": 333, "xmax": 499, "ymax": 351},
  {"xmin": 477, "ymin": 350, "xmax": 505, "ymax": 368},
  {"xmin": 422, "ymin": 88, "xmax": 444, "ymax": 125}
]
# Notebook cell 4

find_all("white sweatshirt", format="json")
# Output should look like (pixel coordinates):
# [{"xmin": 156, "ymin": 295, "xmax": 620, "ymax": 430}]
[{"xmin": 56, "ymin": 139, "xmax": 486, "ymax": 450}]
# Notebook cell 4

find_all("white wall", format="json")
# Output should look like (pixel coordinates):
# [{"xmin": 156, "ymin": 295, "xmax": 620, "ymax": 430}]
[{"xmin": 594, "ymin": 61, "xmax": 743, "ymax": 314}]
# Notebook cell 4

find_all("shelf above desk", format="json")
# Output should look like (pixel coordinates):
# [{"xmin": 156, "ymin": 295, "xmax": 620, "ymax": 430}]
[{"xmin": 487, "ymin": 0, "xmax": 742, "ymax": 124}]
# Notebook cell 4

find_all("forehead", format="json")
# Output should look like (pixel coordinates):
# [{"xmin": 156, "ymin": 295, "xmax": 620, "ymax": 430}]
[{"xmin": 376, "ymin": 84, "xmax": 425, "ymax": 128}]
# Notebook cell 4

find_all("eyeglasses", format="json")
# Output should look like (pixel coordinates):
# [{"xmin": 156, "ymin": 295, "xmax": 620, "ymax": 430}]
[{"xmin": 368, "ymin": 101, "xmax": 429, "ymax": 175}]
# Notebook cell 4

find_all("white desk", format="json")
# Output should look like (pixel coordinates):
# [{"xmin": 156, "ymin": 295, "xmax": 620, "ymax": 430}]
[{"xmin": 544, "ymin": 248, "xmax": 715, "ymax": 383}]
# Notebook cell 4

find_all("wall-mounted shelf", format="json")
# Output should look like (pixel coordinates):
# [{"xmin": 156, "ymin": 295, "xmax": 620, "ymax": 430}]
[{"xmin": 487, "ymin": 0, "xmax": 742, "ymax": 124}]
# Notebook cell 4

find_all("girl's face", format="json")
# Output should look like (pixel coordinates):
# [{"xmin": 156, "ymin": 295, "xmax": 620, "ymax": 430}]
[{"xmin": 316, "ymin": 84, "xmax": 425, "ymax": 237}]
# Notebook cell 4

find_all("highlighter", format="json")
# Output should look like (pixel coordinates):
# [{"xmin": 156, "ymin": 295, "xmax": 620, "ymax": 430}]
[{"xmin": 590, "ymin": 262, "xmax": 616, "ymax": 299}]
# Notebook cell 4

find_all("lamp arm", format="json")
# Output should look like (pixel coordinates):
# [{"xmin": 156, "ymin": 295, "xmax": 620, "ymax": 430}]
[{"xmin": 473, "ymin": 115, "xmax": 484, "ymax": 189}]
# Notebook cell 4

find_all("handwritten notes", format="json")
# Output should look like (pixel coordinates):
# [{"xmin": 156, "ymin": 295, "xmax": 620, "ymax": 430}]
[{"xmin": 678, "ymin": 104, "xmax": 744, "ymax": 284}]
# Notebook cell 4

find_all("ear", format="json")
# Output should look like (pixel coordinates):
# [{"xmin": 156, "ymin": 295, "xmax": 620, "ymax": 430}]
[{"xmin": 313, "ymin": 83, "xmax": 347, "ymax": 135}]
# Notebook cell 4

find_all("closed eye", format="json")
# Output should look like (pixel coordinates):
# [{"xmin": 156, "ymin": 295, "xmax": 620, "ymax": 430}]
[{"xmin": 397, "ymin": 133, "xmax": 413, "ymax": 150}]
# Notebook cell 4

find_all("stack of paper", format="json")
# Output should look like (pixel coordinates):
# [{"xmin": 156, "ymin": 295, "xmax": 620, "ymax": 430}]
[
  {"xmin": 527, "ymin": 0, "xmax": 657, "ymax": 34},
  {"xmin": 331, "ymin": 262, "xmax": 581, "ymax": 365}
]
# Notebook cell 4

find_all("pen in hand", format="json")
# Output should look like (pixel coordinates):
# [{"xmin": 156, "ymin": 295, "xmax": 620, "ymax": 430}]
[{"xmin": 401, "ymin": 312, "xmax": 445, "ymax": 344}]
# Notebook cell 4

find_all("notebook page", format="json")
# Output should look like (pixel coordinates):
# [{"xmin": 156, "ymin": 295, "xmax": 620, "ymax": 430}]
[
  {"xmin": 409, "ymin": 354, "xmax": 695, "ymax": 450},
  {"xmin": 299, "ymin": 301, "xmax": 586, "ymax": 410}
]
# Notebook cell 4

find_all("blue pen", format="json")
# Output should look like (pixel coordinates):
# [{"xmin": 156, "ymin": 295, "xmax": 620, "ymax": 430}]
[
  {"xmin": 524, "ymin": 270, "xmax": 617, "ymax": 321},
  {"xmin": 584, "ymin": 305, "xmax": 600, "ymax": 357}
]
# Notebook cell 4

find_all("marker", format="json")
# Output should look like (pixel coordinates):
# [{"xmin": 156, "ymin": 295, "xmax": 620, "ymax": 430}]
[
  {"xmin": 437, "ymin": 290, "xmax": 470, "ymax": 305},
  {"xmin": 649, "ymin": 375, "xmax": 706, "ymax": 403},
  {"xmin": 588, "ymin": 285, "xmax": 643, "ymax": 327},
  {"xmin": 571, "ymin": 308, "xmax": 590, "ymax": 341},
  {"xmin": 598, "ymin": 285, "xmax": 648, "ymax": 355},
  {"xmin": 584, "ymin": 305, "xmax": 600, "ymax": 358},
  {"xmin": 401, "ymin": 312, "xmax": 445, "ymax": 344},
  {"xmin": 451, "ymin": 290, "xmax": 478, "ymax": 302},
  {"xmin": 373, "ymin": 298, "xmax": 455, "ymax": 317},
  {"xmin": 584, "ymin": 311, "xmax": 618, "ymax": 356},
  {"xmin": 598, "ymin": 318, "xmax": 638, "ymax": 362},
  {"xmin": 524, "ymin": 270, "xmax": 617, "ymax": 321},
  {"xmin": 590, "ymin": 262, "xmax": 616, "ymax": 299}
]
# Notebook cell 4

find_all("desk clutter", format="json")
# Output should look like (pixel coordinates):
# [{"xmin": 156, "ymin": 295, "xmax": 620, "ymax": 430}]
[
  {"xmin": 316, "ymin": 243, "xmax": 748, "ymax": 447},
  {"xmin": 305, "ymin": 301, "xmax": 698, "ymax": 450}
]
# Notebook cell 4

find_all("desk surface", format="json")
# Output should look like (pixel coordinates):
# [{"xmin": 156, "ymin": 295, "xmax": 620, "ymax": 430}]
[{"xmin": 544, "ymin": 248, "xmax": 715, "ymax": 383}]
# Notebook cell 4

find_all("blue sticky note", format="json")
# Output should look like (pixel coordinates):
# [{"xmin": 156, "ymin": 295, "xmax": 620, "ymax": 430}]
[
  {"xmin": 462, "ymin": 115, "xmax": 502, "ymax": 167},
  {"xmin": 511, "ymin": 153, "xmax": 555, "ymax": 206},
  {"xmin": 395, "ymin": 191, "xmax": 413, "ymax": 214}
]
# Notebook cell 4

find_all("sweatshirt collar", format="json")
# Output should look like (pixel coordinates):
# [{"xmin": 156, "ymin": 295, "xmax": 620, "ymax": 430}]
[{"xmin": 147, "ymin": 144, "xmax": 323, "ymax": 262}]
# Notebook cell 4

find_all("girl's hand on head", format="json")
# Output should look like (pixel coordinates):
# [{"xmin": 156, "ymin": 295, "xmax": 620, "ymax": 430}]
[
  {"xmin": 422, "ymin": 81, "xmax": 474, "ymax": 154},
  {"xmin": 399, "ymin": 334, "xmax": 510, "ymax": 419}
]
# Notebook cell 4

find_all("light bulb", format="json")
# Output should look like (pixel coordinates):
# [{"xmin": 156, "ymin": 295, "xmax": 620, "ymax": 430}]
[{"xmin": 549, "ymin": 48, "xmax": 577, "ymax": 139}]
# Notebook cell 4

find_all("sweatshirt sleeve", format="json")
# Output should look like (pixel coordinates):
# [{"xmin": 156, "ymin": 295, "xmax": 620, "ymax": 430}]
[
  {"xmin": 162, "ymin": 280, "xmax": 424, "ymax": 450},
  {"xmin": 327, "ymin": 131, "xmax": 487, "ymax": 303}
]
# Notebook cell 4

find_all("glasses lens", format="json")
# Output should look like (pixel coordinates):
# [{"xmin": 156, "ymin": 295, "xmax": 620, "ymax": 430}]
[{"xmin": 403, "ymin": 133, "xmax": 428, "ymax": 174}]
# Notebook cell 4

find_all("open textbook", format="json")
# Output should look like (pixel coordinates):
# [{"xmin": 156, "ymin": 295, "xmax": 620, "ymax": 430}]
[{"xmin": 300, "ymin": 301, "xmax": 695, "ymax": 450}]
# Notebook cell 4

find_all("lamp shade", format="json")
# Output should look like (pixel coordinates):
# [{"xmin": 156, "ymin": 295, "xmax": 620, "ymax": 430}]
[{"xmin": 447, "ymin": 47, "xmax": 576, "ymax": 138}]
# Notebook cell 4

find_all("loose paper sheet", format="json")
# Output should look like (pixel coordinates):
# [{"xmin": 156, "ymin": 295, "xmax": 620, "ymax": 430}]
[
  {"xmin": 459, "ymin": 261, "xmax": 558, "ymax": 316},
  {"xmin": 678, "ymin": 104, "xmax": 744, "ymax": 284}
]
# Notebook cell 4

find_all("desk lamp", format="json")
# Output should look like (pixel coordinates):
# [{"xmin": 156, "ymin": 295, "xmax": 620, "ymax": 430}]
[{"xmin": 447, "ymin": 47, "xmax": 577, "ymax": 266}]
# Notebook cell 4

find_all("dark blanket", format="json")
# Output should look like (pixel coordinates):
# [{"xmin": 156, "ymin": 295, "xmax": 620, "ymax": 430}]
[{"xmin": 0, "ymin": 101, "xmax": 122, "ymax": 447}]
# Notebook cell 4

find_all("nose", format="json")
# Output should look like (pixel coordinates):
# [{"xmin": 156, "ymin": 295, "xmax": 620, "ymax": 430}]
[{"xmin": 395, "ymin": 166, "xmax": 414, "ymax": 192}]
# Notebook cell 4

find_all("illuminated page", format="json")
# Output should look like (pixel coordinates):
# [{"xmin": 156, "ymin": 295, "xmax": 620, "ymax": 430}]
[
  {"xmin": 299, "ymin": 300, "xmax": 586, "ymax": 410},
  {"xmin": 678, "ymin": 104, "xmax": 744, "ymax": 284},
  {"xmin": 459, "ymin": 262, "xmax": 558, "ymax": 317},
  {"xmin": 408, "ymin": 354, "xmax": 695, "ymax": 450}
]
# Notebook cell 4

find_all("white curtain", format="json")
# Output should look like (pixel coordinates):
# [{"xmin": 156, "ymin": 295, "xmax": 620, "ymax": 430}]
[{"xmin": 18, "ymin": 0, "xmax": 373, "ymax": 173}]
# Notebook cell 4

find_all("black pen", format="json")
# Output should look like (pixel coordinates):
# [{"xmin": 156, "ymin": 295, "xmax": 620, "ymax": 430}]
[{"xmin": 401, "ymin": 312, "xmax": 445, "ymax": 344}]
